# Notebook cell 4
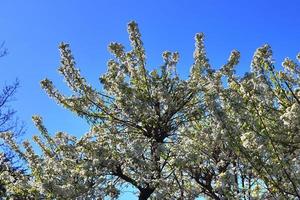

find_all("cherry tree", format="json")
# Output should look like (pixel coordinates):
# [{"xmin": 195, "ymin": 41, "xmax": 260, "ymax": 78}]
[{"xmin": 3, "ymin": 22, "xmax": 300, "ymax": 199}]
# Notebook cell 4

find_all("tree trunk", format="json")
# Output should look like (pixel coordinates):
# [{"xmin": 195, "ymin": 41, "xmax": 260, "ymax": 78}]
[{"xmin": 138, "ymin": 188, "xmax": 155, "ymax": 200}]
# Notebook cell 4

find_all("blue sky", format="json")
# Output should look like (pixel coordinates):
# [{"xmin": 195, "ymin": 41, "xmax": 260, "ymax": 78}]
[{"xmin": 1, "ymin": 0, "xmax": 300, "ymax": 199}]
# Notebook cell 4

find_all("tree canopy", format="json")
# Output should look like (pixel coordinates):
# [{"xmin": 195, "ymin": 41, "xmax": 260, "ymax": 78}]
[{"xmin": 2, "ymin": 21, "xmax": 300, "ymax": 199}]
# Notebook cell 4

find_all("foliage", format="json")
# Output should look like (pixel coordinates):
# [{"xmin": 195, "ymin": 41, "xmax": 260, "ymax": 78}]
[{"xmin": 3, "ymin": 22, "xmax": 300, "ymax": 199}]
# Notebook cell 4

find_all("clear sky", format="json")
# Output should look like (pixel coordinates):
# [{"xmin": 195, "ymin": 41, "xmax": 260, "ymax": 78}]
[{"xmin": 1, "ymin": 0, "xmax": 300, "ymax": 199}]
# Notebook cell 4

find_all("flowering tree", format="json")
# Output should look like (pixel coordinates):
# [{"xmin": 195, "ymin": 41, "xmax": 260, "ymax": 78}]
[
  {"xmin": 3, "ymin": 22, "xmax": 300, "ymax": 199},
  {"xmin": 180, "ymin": 45, "xmax": 300, "ymax": 199},
  {"xmin": 0, "ymin": 45, "xmax": 27, "ymax": 198}
]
